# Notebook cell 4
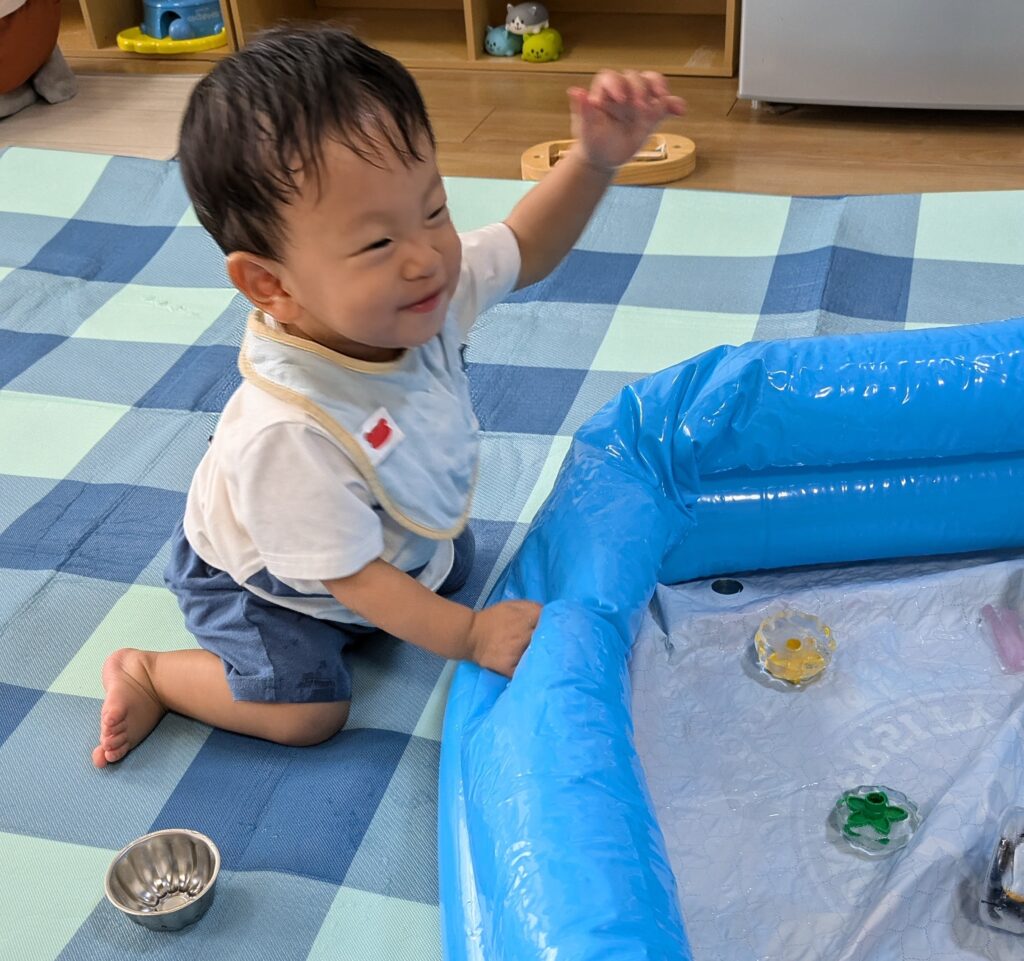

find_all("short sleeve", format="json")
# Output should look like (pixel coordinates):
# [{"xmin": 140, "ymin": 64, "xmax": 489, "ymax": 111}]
[
  {"xmin": 450, "ymin": 222, "xmax": 522, "ymax": 338},
  {"xmin": 233, "ymin": 423, "xmax": 384, "ymax": 581}
]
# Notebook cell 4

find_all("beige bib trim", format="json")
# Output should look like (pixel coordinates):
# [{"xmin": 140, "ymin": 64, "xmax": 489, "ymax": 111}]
[
  {"xmin": 248, "ymin": 310, "xmax": 409, "ymax": 375},
  {"xmin": 238, "ymin": 331, "xmax": 476, "ymax": 542}
]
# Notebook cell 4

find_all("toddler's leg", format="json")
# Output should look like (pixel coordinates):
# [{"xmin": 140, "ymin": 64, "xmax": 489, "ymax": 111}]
[{"xmin": 92, "ymin": 648, "xmax": 349, "ymax": 768}]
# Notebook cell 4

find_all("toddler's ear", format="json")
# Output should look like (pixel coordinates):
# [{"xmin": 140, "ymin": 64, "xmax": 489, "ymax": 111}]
[{"xmin": 226, "ymin": 252, "xmax": 302, "ymax": 322}]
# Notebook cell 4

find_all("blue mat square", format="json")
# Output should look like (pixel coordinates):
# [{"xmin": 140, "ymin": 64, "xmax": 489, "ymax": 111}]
[
  {"xmin": 0, "ymin": 271, "xmax": 121, "ymax": 337},
  {"xmin": 0, "ymin": 682, "xmax": 42, "ymax": 748},
  {"xmin": 507, "ymin": 250, "xmax": 640, "ymax": 306},
  {"xmin": 763, "ymin": 247, "xmax": 914, "ymax": 322},
  {"xmin": 133, "ymin": 227, "xmax": 236, "ymax": 289},
  {"xmin": 0, "ymin": 213, "xmax": 68, "ymax": 268},
  {"xmin": 450, "ymin": 519, "xmax": 517, "ymax": 608},
  {"xmin": 468, "ymin": 363, "xmax": 588, "ymax": 434},
  {"xmin": 761, "ymin": 248, "xmax": 833, "ymax": 315},
  {"xmin": 0, "ymin": 475, "xmax": 58, "ymax": 535},
  {"xmin": 8, "ymin": 337, "xmax": 187, "ymax": 405},
  {"xmin": 26, "ymin": 220, "xmax": 175, "ymax": 283},
  {"xmin": 624, "ymin": 254, "xmax": 775, "ymax": 314},
  {"xmin": 346, "ymin": 633, "xmax": 445, "ymax": 736},
  {"xmin": 157, "ymin": 727, "xmax": 410, "ymax": 884},
  {"xmin": 75, "ymin": 156, "xmax": 192, "ymax": 227},
  {"xmin": 0, "ymin": 330, "xmax": 65, "ymax": 387},
  {"xmin": 906, "ymin": 261, "xmax": 1024, "ymax": 327},
  {"xmin": 575, "ymin": 188, "xmax": 663, "ymax": 254},
  {"xmin": 136, "ymin": 344, "xmax": 242, "ymax": 412},
  {"xmin": 0, "ymin": 572, "xmax": 125, "ymax": 690},
  {"xmin": 0, "ymin": 480, "xmax": 184, "ymax": 583},
  {"xmin": 69, "ymin": 407, "xmax": 216, "ymax": 492},
  {"xmin": 0, "ymin": 693, "xmax": 208, "ymax": 848},
  {"xmin": 62, "ymin": 869, "xmax": 339, "ymax": 961},
  {"xmin": 823, "ymin": 247, "xmax": 913, "ymax": 323}
]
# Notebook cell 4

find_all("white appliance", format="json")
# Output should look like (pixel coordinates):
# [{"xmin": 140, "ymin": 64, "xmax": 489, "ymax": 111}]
[{"xmin": 739, "ymin": 1, "xmax": 1024, "ymax": 110}]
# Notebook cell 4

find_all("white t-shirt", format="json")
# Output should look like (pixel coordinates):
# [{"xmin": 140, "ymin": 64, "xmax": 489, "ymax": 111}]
[
  {"xmin": 0, "ymin": 1, "xmax": 29, "ymax": 19},
  {"xmin": 183, "ymin": 222, "xmax": 521, "ymax": 624}
]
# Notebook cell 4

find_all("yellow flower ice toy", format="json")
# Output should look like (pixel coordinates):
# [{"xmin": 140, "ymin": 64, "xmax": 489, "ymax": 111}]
[{"xmin": 754, "ymin": 609, "xmax": 836, "ymax": 685}]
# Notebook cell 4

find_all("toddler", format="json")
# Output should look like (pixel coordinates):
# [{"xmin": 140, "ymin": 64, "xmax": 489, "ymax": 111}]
[{"xmin": 93, "ymin": 25, "xmax": 684, "ymax": 767}]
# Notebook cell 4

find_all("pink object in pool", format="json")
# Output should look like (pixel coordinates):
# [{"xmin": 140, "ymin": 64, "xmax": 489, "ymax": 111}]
[{"xmin": 982, "ymin": 604, "xmax": 1024, "ymax": 673}]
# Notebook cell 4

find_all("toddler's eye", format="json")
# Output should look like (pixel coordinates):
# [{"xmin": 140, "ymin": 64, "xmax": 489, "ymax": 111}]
[
  {"xmin": 429, "ymin": 204, "xmax": 448, "ymax": 220},
  {"xmin": 363, "ymin": 237, "xmax": 392, "ymax": 252}
]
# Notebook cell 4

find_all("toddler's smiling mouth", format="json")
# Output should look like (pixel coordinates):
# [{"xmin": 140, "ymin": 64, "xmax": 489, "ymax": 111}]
[{"xmin": 402, "ymin": 288, "xmax": 444, "ymax": 313}]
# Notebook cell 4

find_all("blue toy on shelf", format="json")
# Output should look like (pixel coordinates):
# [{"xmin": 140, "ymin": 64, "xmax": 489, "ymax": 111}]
[
  {"xmin": 484, "ymin": 25, "xmax": 523, "ymax": 57},
  {"xmin": 143, "ymin": 0, "xmax": 223, "ymax": 41}
]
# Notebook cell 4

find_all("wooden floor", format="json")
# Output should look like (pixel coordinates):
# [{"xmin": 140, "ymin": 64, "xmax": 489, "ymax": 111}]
[{"xmin": 2, "ymin": 68, "xmax": 1023, "ymax": 195}]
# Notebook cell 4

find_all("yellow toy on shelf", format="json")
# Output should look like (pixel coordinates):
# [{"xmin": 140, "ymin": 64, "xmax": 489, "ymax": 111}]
[
  {"xmin": 116, "ymin": 27, "xmax": 227, "ymax": 54},
  {"xmin": 117, "ymin": 1, "xmax": 227, "ymax": 55}
]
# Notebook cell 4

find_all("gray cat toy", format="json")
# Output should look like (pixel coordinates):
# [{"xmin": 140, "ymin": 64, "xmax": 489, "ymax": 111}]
[{"xmin": 506, "ymin": 3, "xmax": 550, "ymax": 35}]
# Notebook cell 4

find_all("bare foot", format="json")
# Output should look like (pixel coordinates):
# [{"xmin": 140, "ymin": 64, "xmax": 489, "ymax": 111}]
[{"xmin": 92, "ymin": 649, "xmax": 166, "ymax": 768}]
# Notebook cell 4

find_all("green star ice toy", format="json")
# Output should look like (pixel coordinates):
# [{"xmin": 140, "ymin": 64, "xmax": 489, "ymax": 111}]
[{"xmin": 834, "ymin": 785, "xmax": 920, "ymax": 857}]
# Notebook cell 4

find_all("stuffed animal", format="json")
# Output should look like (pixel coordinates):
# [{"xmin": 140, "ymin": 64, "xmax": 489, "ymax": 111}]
[
  {"xmin": 0, "ymin": 0, "xmax": 76, "ymax": 120},
  {"xmin": 484, "ymin": 24, "xmax": 523, "ymax": 57},
  {"xmin": 522, "ymin": 27, "xmax": 563, "ymax": 63},
  {"xmin": 506, "ymin": 3, "xmax": 549, "ymax": 36}
]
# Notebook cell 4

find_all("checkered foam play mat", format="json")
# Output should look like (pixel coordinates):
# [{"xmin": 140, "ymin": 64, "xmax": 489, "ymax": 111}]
[{"xmin": 1, "ymin": 146, "xmax": 1023, "ymax": 961}]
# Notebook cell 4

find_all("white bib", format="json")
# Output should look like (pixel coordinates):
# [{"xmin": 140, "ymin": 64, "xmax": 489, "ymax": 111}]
[{"xmin": 239, "ymin": 310, "xmax": 478, "ymax": 539}]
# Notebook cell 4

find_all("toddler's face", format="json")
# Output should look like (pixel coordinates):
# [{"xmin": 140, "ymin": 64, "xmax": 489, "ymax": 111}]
[{"xmin": 277, "ymin": 133, "xmax": 461, "ymax": 361}]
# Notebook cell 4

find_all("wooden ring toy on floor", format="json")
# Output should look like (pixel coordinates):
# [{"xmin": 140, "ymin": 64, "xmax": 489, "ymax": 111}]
[{"xmin": 521, "ymin": 133, "xmax": 697, "ymax": 186}]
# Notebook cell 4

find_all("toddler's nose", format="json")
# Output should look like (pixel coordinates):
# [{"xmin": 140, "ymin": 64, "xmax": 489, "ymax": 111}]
[{"xmin": 402, "ymin": 240, "xmax": 442, "ymax": 280}]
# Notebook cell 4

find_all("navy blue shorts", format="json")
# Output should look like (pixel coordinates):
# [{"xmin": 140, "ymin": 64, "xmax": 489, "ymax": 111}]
[{"xmin": 164, "ymin": 521, "xmax": 475, "ymax": 704}]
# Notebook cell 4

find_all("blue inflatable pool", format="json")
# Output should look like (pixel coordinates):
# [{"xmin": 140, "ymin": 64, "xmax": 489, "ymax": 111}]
[{"xmin": 438, "ymin": 317, "xmax": 1024, "ymax": 961}]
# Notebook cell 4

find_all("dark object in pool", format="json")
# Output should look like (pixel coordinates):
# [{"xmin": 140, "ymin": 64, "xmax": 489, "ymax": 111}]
[
  {"xmin": 712, "ymin": 579, "xmax": 743, "ymax": 595},
  {"xmin": 981, "ymin": 807, "xmax": 1024, "ymax": 935}
]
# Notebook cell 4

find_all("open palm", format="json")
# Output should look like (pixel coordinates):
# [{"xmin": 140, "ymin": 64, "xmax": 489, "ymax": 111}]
[{"xmin": 569, "ymin": 70, "xmax": 687, "ymax": 172}]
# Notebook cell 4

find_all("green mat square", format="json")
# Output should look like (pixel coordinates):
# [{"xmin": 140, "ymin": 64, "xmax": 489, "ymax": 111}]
[
  {"xmin": 592, "ymin": 305, "xmax": 759, "ymax": 373},
  {"xmin": 49, "ymin": 585, "xmax": 198, "ymax": 699},
  {"xmin": 0, "ymin": 149, "xmax": 110, "ymax": 220},
  {"xmin": 444, "ymin": 177, "xmax": 531, "ymax": 234},
  {"xmin": 0, "ymin": 831, "xmax": 113, "ymax": 961},
  {"xmin": 72, "ymin": 285, "xmax": 238, "ymax": 345},
  {"xmin": 413, "ymin": 662, "xmax": 455, "ymax": 742},
  {"xmin": 915, "ymin": 191, "xmax": 1024, "ymax": 265},
  {"xmin": 307, "ymin": 887, "xmax": 440, "ymax": 961},
  {"xmin": 0, "ymin": 391, "xmax": 128, "ymax": 480},
  {"xmin": 645, "ymin": 190, "xmax": 791, "ymax": 258}
]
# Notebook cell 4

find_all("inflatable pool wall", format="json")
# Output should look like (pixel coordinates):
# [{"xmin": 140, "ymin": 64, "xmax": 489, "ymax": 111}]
[{"xmin": 439, "ymin": 317, "xmax": 1024, "ymax": 961}]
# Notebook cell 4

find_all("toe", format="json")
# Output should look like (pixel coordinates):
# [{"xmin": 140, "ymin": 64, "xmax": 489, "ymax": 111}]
[
  {"xmin": 92, "ymin": 745, "xmax": 109, "ymax": 768},
  {"xmin": 103, "ymin": 732, "xmax": 129, "ymax": 752},
  {"xmin": 104, "ymin": 743, "xmax": 129, "ymax": 764}
]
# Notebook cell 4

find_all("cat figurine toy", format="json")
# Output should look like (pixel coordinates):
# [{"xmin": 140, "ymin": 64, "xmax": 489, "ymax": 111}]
[
  {"xmin": 506, "ymin": 3, "xmax": 549, "ymax": 36},
  {"xmin": 522, "ymin": 27, "xmax": 563, "ymax": 63},
  {"xmin": 484, "ymin": 24, "xmax": 523, "ymax": 57}
]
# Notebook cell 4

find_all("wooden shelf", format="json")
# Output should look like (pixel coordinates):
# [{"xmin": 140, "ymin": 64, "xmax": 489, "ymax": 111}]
[
  {"xmin": 469, "ymin": 13, "xmax": 731, "ymax": 77},
  {"xmin": 61, "ymin": 0, "xmax": 235, "ymax": 73},
  {"xmin": 67, "ymin": 0, "xmax": 739, "ymax": 76},
  {"xmin": 307, "ymin": 8, "xmax": 473, "ymax": 69}
]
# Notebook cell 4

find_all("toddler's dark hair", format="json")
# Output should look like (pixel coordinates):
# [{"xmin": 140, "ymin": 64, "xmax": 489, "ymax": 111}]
[{"xmin": 178, "ymin": 25, "xmax": 435, "ymax": 260}]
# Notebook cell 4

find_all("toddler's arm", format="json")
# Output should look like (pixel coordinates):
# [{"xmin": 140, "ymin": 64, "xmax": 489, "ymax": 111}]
[
  {"xmin": 505, "ymin": 70, "xmax": 685, "ymax": 289},
  {"xmin": 324, "ymin": 562, "xmax": 540, "ymax": 678}
]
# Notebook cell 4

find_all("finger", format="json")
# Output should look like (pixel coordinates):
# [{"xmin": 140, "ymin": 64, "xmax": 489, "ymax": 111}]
[
  {"xmin": 593, "ymin": 69, "xmax": 631, "ymax": 105},
  {"xmin": 667, "ymin": 95, "xmax": 688, "ymax": 116},
  {"xmin": 621, "ymin": 70, "xmax": 648, "ymax": 106},
  {"xmin": 640, "ymin": 71, "xmax": 672, "ymax": 99},
  {"xmin": 567, "ymin": 85, "xmax": 588, "ymax": 118}
]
